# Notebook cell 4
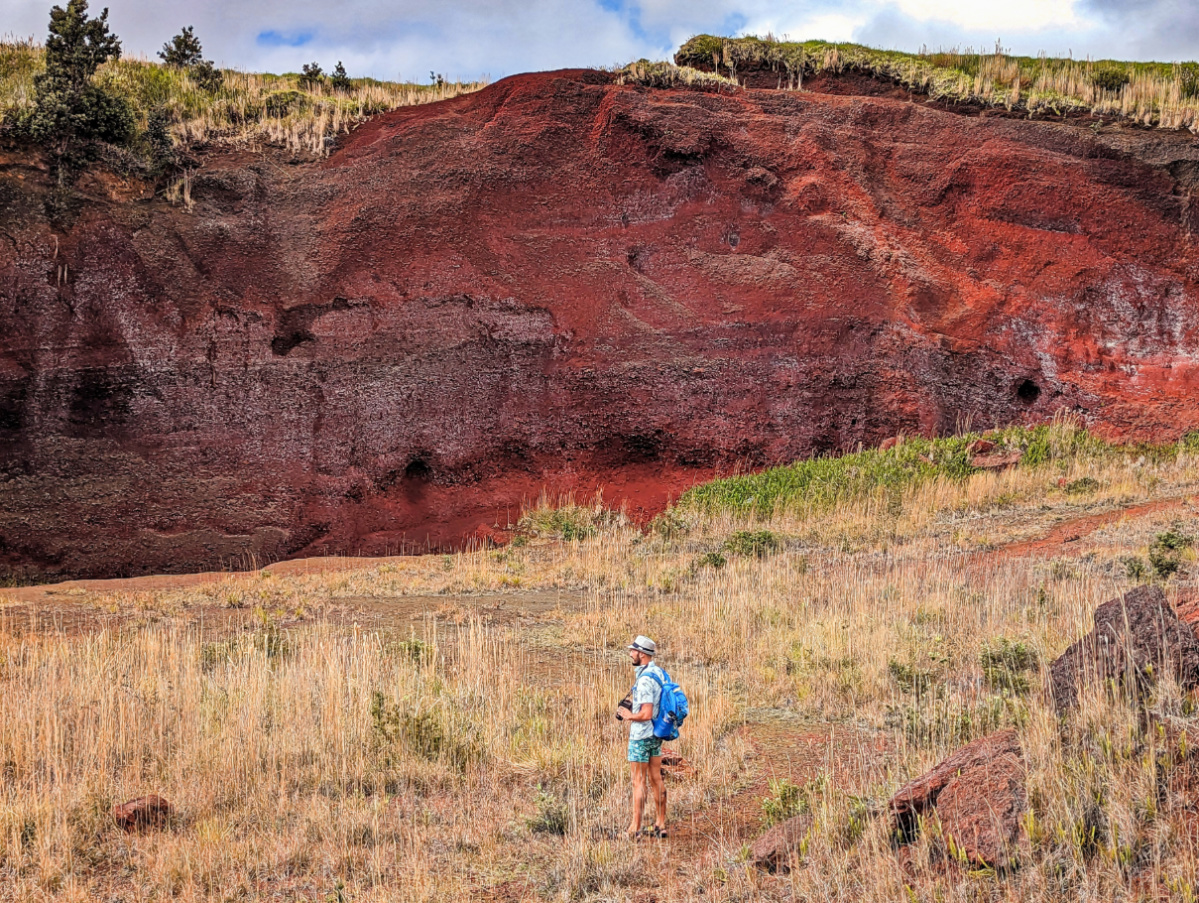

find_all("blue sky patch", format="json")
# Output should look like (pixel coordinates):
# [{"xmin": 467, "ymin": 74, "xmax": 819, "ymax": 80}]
[
  {"xmin": 721, "ymin": 12, "xmax": 748, "ymax": 36},
  {"xmin": 256, "ymin": 29, "xmax": 315, "ymax": 48}
]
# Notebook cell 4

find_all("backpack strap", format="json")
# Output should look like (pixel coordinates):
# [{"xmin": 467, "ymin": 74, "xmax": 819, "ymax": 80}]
[{"xmin": 631, "ymin": 669, "xmax": 666, "ymax": 699}]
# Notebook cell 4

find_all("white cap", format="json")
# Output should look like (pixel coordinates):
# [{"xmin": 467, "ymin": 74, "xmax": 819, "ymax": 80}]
[{"xmin": 628, "ymin": 635, "xmax": 656, "ymax": 655}]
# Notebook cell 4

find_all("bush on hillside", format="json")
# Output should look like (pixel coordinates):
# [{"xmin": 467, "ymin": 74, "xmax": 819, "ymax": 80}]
[{"xmin": 27, "ymin": 0, "xmax": 133, "ymax": 182}]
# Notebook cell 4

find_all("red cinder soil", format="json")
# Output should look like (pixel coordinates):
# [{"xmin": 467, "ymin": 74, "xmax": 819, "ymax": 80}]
[{"xmin": 2, "ymin": 69, "xmax": 1199, "ymax": 578}]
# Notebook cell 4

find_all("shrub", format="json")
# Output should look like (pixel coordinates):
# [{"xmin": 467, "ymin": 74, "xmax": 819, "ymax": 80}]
[
  {"xmin": 761, "ymin": 778, "xmax": 809, "ymax": 826},
  {"xmin": 1091, "ymin": 65, "xmax": 1130, "ymax": 93},
  {"xmin": 723, "ymin": 530, "xmax": 781, "ymax": 558},
  {"xmin": 190, "ymin": 58, "xmax": 223, "ymax": 93},
  {"xmin": 369, "ymin": 691, "xmax": 479, "ymax": 771},
  {"xmin": 142, "ymin": 104, "xmax": 175, "ymax": 173},
  {"xmin": 980, "ymin": 637, "xmax": 1040, "ymax": 694},
  {"xmin": 1123, "ymin": 556, "xmax": 1148, "ymax": 581},
  {"xmin": 1148, "ymin": 528, "xmax": 1191, "ymax": 579},
  {"xmin": 300, "ymin": 62, "xmax": 324, "ymax": 89},
  {"xmin": 526, "ymin": 785, "xmax": 569, "ymax": 835},
  {"xmin": 386, "ymin": 636, "xmax": 432, "ymax": 663},
  {"xmin": 695, "ymin": 551, "xmax": 727, "ymax": 570},
  {"xmin": 1064, "ymin": 477, "xmax": 1100, "ymax": 495}
]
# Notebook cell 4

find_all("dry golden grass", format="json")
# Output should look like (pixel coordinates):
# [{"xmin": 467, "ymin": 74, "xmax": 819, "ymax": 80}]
[
  {"xmin": 0, "ymin": 40, "xmax": 485, "ymax": 159},
  {"xmin": 677, "ymin": 34, "xmax": 1199, "ymax": 131},
  {"xmin": 2, "ymin": 433, "xmax": 1198, "ymax": 900}
]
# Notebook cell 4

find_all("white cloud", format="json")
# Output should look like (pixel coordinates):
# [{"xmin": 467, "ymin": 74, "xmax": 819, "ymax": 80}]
[
  {"xmin": 888, "ymin": 0, "xmax": 1080, "ymax": 31},
  {"xmin": 1, "ymin": 0, "xmax": 1196, "ymax": 83}
]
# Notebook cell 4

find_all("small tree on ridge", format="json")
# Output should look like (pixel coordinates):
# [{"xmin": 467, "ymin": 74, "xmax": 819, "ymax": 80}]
[
  {"xmin": 300, "ymin": 61, "xmax": 324, "ymax": 88},
  {"xmin": 29, "ymin": 0, "xmax": 134, "ymax": 183},
  {"xmin": 159, "ymin": 25, "xmax": 203, "ymax": 67},
  {"xmin": 330, "ymin": 61, "xmax": 351, "ymax": 92}
]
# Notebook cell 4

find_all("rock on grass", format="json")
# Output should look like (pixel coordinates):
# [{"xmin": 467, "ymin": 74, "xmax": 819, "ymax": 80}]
[
  {"xmin": 750, "ymin": 813, "xmax": 814, "ymax": 872},
  {"xmin": 113, "ymin": 795, "xmax": 173, "ymax": 832},
  {"xmin": 890, "ymin": 729, "xmax": 1027, "ymax": 870},
  {"xmin": 1048, "ymin": 585, "xmax": 1199, "ymax": 711}
]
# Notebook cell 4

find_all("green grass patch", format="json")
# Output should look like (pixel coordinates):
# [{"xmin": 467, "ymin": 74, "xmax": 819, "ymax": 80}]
[{"xmin": 676, "ymin": 425, "xmax": 1111, "ymax": 518}]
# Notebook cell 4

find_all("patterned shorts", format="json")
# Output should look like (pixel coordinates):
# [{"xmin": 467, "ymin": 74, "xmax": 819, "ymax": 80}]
[{"xmin": 627, "ymin": 736, "xmax": 663, "ymax": 763}]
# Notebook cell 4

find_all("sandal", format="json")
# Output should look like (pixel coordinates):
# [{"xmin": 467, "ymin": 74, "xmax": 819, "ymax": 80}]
[{"xmin": 645, "ymin": 826, "xmax": 668, "ymax": 839}]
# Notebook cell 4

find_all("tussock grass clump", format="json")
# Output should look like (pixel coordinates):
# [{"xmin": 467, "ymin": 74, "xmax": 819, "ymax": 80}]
[
  {"xmin": 0, "ymin": 40, "xmax": 485, "ymax": 158},
  {"xmin": 517, "ymin": 493, "xmax": 629, "ymax": 542},
  {"xmin": 676, "ymin": 33, "xmax": 1199, "ymax": 131},
  {"xmin": 615, "ymin": 59, "xmax": 738, "ymax": 92}
]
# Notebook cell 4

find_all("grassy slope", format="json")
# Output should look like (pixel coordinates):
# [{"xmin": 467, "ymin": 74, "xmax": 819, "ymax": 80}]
[
  {"xmin": 676, "ymin": 424, "xmax": 1198, "ymax": 519},
  {"xmin": 677, "ymin": 34, "xmax": 1199, "ymax": 129},
  {"xmin": 0, "ymin": 39, "xmax": 485, "ymax": 158},
  {"xmin": 2, "ymin": 425, "xmax": 1198, "ymax": 898}
]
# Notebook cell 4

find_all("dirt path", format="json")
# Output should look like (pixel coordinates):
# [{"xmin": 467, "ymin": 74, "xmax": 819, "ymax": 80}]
[
  {"xmin": 995, "ymin": 494, "xmax": 1196, "ymax": 558},
  {"xmin": 0, "ymin": 553, "xmax": 423, "ymax": 605},
  {"xmin": 660, "ymin": 720, "xmax": 895, "ymax": 863}
]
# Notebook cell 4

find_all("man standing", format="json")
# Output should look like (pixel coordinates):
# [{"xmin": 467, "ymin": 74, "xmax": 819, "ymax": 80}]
[{"xmin": 616, "ymin": 635, "xmax": 668, "ymax": 838}]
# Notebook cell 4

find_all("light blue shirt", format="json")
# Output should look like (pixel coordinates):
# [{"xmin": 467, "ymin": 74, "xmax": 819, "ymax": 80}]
[{"xmin": 629, "ymin": 661, "xmax": 666, "ymax": 741}]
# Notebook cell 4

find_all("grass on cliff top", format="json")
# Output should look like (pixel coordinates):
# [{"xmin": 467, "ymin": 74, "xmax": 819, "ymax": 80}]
[
  {"xmin": 614, "ymin": 59, "xmax": 740, "ymax": 92},
  {"xmin": 676, "ymin": 421, "xmax": 1199, "ymax": 519},
  {"xmin": 0, "ymin": 38, "xmax": 486, "ymax": 158},
  {"xmin": 676, "ymin": 33, "xmax": 1199, "ymax": 130}
]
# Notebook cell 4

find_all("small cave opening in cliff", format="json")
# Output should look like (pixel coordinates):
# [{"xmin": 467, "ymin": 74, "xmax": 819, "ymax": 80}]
[
  {"xmin": 271, "ymin": 330, "xmax": 315, "ymax": 356},
  {"xmin": 404, "ymin": 457, "xmax": 433, "ymax": 483},
  {"xmin": 1016, "ymin": 379, "xmax": 1042, "ymax": 404}
]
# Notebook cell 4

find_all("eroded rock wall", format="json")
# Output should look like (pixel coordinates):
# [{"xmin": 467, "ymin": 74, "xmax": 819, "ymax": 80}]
[{"xmin": 2, "ymin": 69, "xmax": 1198, "ymax": 577}]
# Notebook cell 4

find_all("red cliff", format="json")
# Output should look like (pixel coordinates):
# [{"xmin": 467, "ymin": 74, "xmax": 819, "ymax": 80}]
[{"xmin": 2, "ymin": 69, "xmax": 1198, "ymax": 578}]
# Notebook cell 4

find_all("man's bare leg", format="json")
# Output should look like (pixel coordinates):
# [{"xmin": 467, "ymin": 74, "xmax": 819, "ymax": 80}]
[
  {"xmin": 628, "ymin": 762, "xmax": 648, "ymax": 836},
  {"xmin": 648, "ymin": 756, "xmax": 667, "ymax": 831}
]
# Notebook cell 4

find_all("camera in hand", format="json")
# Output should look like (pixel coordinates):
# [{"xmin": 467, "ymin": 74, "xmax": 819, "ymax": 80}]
[{"xmin": 616, "ymin": 695, "xmax": 633, "ymax": 720}]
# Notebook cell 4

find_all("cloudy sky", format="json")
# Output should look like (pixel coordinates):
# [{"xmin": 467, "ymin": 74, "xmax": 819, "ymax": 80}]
[{"xmin": 2, "ymin": 0, "xmax": 1196, "ymax": 83}]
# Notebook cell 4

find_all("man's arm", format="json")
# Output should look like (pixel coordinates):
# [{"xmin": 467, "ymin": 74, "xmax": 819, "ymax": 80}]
[{"xmin": 617, "ymin": 702, "xmax": 654, "ymax": 722}]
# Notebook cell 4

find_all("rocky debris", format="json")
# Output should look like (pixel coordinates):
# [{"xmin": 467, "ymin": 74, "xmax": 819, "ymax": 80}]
[
  {"xmin": 659, "ymin": 752, "xmax": 694, "ymax": 780},
  {"xmin": 750, "ymin": 814, "xmax": 814, "ymax": 872},
  {"xmin": 966, "ymin": 439, "xmax": 997, "ymax": 456},
  {"xmin": 1048, "ymin": 585, "xmax": 1199, "ymax": 711},
  {"xmin": 890, "ymin": 729, "xmax": 1026, "ymax": 870},
  {"xmin": 113, "ymin": 795, "xmax": 173, "ymax": 832},
  {"xmin": 970, "ymin": 451, "xmax": 1023, "ymax": 470}
]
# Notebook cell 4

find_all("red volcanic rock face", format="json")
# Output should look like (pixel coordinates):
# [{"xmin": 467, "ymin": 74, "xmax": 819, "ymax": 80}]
[{"xmin": 2, "ymin": 70, "xmax": 1199, "ymax": 578}]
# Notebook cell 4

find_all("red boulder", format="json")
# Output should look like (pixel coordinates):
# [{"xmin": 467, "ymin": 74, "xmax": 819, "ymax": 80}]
[
  {"xmin": 113, "ymin": 795, "xmax": 173, "ymax": 832},
  {"xmin": 750, "ymin": 814, "xmax": 814, "ymax": 872},
  {"xmin": 1048, "ymin": 585, "xmax": 1199, "ymax": 711},
  {"xmin": 890, "ymin": 729, "xmax": 1026, "ymax": 870}
]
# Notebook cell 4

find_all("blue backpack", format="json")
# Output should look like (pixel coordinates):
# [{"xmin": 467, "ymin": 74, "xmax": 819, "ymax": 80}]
[{"xmin": 640, "ymin": 669, "xmax": 689, "ymax": 741}]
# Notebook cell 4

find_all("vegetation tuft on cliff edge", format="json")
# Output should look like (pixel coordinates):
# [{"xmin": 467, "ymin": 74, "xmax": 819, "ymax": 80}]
[{"xmin": 677, "ymin": 34, "xmax": 1199, "ymax": 130}]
